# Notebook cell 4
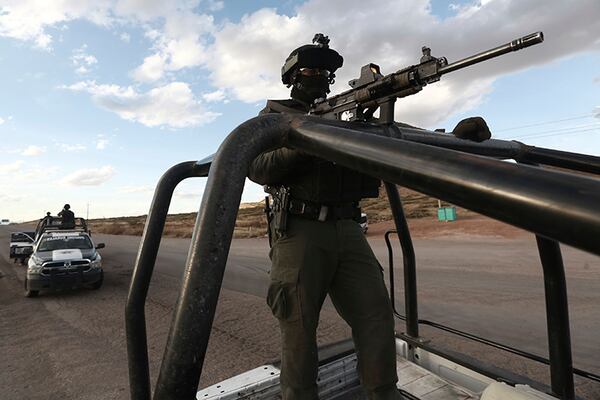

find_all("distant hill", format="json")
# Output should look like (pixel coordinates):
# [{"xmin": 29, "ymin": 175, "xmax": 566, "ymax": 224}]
[{"xmin": 88, "ymin": 187, "xmax": 452, "ymax": 239}]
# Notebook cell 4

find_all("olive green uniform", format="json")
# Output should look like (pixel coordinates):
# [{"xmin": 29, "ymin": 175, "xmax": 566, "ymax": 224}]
[{"xmin": 249, "ymin": 100, "xmax": 399, "ymax": 400}]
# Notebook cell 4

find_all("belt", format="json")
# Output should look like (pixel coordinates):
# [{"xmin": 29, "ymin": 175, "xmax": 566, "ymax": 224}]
[{"xmin": 288, "ymin": 198, "xmax": 361, "ymax": 222}]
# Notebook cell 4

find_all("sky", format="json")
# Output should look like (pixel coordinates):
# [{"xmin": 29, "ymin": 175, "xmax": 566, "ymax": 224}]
[{"xmin": 0, "ymin": 0, "xmax": 599, "ymax": 222}]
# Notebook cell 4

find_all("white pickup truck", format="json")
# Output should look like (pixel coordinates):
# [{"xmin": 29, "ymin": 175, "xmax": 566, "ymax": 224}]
[
  {"xmin": 9, "ymin": 231, "xmax": 35, "ymax": 263},
  {"xmin": 25, "ymin": 231, "xmax": 105, "ymax": 297}
]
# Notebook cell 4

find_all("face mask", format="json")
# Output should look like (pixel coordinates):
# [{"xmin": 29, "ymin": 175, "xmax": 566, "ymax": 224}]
[{"xmin": 293, "ymin": 75, "xmax": 330, "ymax": 103}]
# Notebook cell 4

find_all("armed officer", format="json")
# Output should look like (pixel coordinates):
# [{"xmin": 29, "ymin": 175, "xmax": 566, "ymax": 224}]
[
  {"xmin": 248, "ymin": 34, "xmax": 401, "ymax": 400},
  {"xmin": 58, "ymin": 204, "xmax": 75, "ymax": 229}
]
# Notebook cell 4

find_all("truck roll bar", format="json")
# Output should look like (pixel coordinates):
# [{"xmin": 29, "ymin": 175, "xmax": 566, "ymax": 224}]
[{"xmin": 126, "ymin": 113, "xmax": 600, "ymax": 400}]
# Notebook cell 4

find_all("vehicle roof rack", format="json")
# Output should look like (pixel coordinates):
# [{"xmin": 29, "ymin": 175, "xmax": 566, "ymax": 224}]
[{"xmin": 34, "ymin": 216, "xmax": 89, "ymax": 238}]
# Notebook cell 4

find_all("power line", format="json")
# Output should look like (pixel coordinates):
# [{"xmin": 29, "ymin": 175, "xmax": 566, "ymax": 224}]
[
  {"xmin": 508, "ymin": 127, "xmax": 600, "ymax": 141},
  {"xmin": 504, "ymin": 123, "xmax": 600, "ymax": 139},
  {"xmin": 494, "ymin": 114, "xmax": 595, "ymax": 133}
]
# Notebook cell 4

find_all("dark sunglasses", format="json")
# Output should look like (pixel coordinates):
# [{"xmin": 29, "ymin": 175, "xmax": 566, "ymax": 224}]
[{"xmin": 299, "ymin": 68, "xmax": 331, "ymax": 77}]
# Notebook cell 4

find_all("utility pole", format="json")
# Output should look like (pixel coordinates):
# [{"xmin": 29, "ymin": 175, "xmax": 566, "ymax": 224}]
[{"xmin": 86, "ymin": 202, "xmax": 90, "ymax": 220}]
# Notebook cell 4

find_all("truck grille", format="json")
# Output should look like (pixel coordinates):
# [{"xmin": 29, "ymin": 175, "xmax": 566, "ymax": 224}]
[{"xmin": 41, "ymin": 259, "xmax": 91, "ymax": 275}]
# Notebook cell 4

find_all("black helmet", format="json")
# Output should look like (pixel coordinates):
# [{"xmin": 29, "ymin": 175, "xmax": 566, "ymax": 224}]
[
  {"xmin": 64, "ymin": 204, "xmax": 70, "ymax": 210},
  {"xmin": 281, "ymin": 33, "xmax": 344, "ymax": 86}
]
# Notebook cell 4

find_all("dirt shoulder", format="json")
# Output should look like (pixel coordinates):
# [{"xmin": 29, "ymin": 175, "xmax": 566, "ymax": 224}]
[{"xmin": 368, "ymin": 212, "xmax": 527, "ymax": 239}]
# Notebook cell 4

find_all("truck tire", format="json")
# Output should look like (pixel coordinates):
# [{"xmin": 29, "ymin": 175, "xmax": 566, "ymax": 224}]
[{"xmin": 24, "ymin": 278, "xmax": 39, "ymax": 298}]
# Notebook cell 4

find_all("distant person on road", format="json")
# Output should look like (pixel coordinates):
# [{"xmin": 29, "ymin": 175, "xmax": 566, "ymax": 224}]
[{"xmin": 58, "ymin": 204, "xmax": 75, "ymax": 229}]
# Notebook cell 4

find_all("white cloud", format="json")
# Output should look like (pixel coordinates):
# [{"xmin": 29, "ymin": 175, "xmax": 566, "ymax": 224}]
[
  {"xmin": 57, "ymin": 143, "xmax": 87, "ymax": 152},
  {"xmin": 120, "ymin": 185, "xmax": 154, "ymax": 194},
  {"xmin": 0, "ymin": 160, "xmax": 23, "ymax": 175},
  {"xmin": 3, "ymin": 0, "xmax": 600, "ymax": 129},
  {"xmin": 21, "ymin": 145, "xmax": 46, "ymax": 156},
  {"xmin": 207, "ymin": 1, "xmax": 224, "ymax": 12},
  {"xmin": 60, "ymin": 165, "xmax": 116, "ymax": 186},
  {"xmin": 594, "ymin": 107, "xmax": 600, "ymax": 119},
  {"xmin": 18, "ymin": 165, "xmax": 60, "ymax": 180},
  {"xmin": 174, "ymin": 190, "xmax": 201, "ymax": 200},
  {"xmin": 202, "ymin": 89, "xmax": 227, "ymax": 103},
  {"xmin": 205, "ymin": 0, "xmax": 600, "ymax": 127},
  {"xmin": 131, "ymin": 11, "xmax": 215, "ymax": 82},
  {"xmin": 0, "ymin": 115, "xmax": 12, "ymax": 126},
  {"xmin": 62, "ymin": 80, "xmax": 220, "ymax": 128},
  {"xmin": 96, "ymin": 137, "xmax": 109, "ymax": 149},
  {"xmin": 120, "ymin": 32, "xmax": 131, "ymax": 43},
  {"xmin": 0, "ymin": 193, "xmax": 24, "ymax": 202},
  {"xmin": 131, "ymin": 53, "xmax": 167, "ymax": 82},
  {"xmin": 0, "ymin": 2, "xmax": 113, "ymax": 50},
  {"xmin": 71, "ymin": 44, "xmax": 98, "ymax": 75},
  {"xmin": 0, "ymin": 1, "xmax": 214, "ymax": 53},
  {"xmin": 206, "ymin": 9, "xmax": 303, "ymax": 102}
]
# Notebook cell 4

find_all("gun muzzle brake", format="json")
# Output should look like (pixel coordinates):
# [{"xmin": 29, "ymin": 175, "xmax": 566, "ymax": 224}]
[
  {"xmin": 511, "ymin": 32, "xmax": 544, "ymax": 51},
  {"xmin": 438, "ymin": 31, "xmax": 545, "ymax": 75}
]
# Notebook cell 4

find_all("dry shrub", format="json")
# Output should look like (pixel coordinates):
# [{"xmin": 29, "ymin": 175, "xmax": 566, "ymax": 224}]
[
  {"xmin": 88, "ymin": 186, "xmax": 444, "ymax": 239},
  {"xmin": 163, "ymin": 226, "xmax": 193, "ymax": 238}
]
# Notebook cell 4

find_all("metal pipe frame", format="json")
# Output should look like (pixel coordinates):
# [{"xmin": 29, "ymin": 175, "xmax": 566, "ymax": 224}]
[
  {"xmin": 133, "ymin": 113, "xmax": 599, "ymax": 399},
  {"xmin": 289, "ymin": 116, "xmax": 600, "ymax": 254},
  {"xmin": 153, "ymin": 115, "xmax": 291, "ymax": 400},
  {"xmin": 384, "ymin": 231, "xmax": 398, "ymax": 314},
  {"xmin": 515, "ymin": 157, "xmax": 575, "ymax": 399},
  {"xmin": 384, "ymin": 184, "xmax": 419, "ymax": 338},
  {"xmin": 394, "ymin": 126, "xmax": 600, "ymax": 175},
  {"xmin": 126, "ymin": 160, "xmax": 211, "ymax": 400},
  {"xmin": 397, "ymin": 331, "xmax": 555, "ymax": 395},
  {"xmin": 384, "ymin": 230, "xmax": 595, "ymax": 397},
  {"xmin": 536, "ymin": 237, "xmax": 575, "ymax": 399},
  {"xmin": 393, "ymin": 311, "xmax": 600, "ymax": 384}
]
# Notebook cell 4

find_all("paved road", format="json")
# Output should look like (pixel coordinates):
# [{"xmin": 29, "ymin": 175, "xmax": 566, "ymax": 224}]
[
  {"xmin": 89, "ymin": 230, "xmax": 600, "ymax": 372},
  {"xmin": 1, "ymin": 225, "xmax": 599, "ymax": 398}
]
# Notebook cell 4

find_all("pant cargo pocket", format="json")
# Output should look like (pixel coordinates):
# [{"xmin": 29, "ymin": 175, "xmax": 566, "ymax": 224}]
[{"xmin": 267, "ymin": 281, "xmax": 300, "ymax": 321}]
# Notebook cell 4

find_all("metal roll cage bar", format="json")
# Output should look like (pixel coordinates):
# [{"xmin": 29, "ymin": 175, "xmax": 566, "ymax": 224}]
[{"xmin": 126, "ymin": 113, "xmax": 600, "ymax": 400}]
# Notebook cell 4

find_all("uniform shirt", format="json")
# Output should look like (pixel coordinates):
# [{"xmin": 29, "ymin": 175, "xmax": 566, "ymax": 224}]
[
  {"xmin": 58, "ymin": 209, "xmax": 75, "ymax": 225},
  {"xmin": 248, "ymin": 99, "xmax": 380, "ymax": 204}
]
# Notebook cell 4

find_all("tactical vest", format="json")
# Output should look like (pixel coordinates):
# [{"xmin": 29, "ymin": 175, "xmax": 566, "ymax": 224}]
[{"xmin": 260, "ymin": 99, "xmax": 380, "ymax": 204}]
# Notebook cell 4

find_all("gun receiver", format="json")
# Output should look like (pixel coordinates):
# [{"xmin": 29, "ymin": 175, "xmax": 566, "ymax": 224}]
[{"xmin": 311, "ymin": 32, "xmax": 544, "ymax": 121}]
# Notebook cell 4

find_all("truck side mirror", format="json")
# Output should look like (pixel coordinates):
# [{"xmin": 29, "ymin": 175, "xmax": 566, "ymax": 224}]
[{"xmin": 96, "ymin": 243, "xmax": 106, "ymax": 249}]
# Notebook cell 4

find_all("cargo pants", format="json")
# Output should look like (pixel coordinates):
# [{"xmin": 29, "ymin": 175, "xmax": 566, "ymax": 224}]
[{"xmin": 267, "ymin": 215, "xmax": 399, "ymax": 400}]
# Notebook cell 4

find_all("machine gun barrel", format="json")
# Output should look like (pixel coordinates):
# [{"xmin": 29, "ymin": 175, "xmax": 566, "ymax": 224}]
[
  {"xmin": 438, "ymin": 32, "xmax": 544, "ymax": 75},
  {"xmin": 311, "ymin": 31, "xmax": 545, "ymax": 121}
]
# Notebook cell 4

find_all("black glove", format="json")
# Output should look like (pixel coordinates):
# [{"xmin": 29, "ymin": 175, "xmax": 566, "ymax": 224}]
[{"xmin": 452, "ymin": 117, "xmax": 491, "ymax": 142}]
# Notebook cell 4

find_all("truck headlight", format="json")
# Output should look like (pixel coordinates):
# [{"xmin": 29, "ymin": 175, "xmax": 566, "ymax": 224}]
[
  {"xmin": 28, "ymin": 256, "xmax": 44, "ymax": 274},
  {"xmin": 90, "ymin": 254, "xmax": 102, "ymax": 269}
]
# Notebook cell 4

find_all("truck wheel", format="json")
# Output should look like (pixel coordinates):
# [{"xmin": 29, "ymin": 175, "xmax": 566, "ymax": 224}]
[
  {"xmin": 90, "ymin": 271, "xmax": 103, "ymax": 290},
  {"xmin": 24, "ymin": 278, "xmax": 39, "ymax": 298}
]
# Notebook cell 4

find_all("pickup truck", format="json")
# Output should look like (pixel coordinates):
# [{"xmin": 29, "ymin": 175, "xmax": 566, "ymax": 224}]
[
  {"xmin": 9, "ymin": 231, "xmax": 35, "ymax": 263},
  {"xmin": 9, "ymin": 215, "xmax": 89, "ymax": 264},
  {"xmin": 25, "ymin": 231, "xmax": 105, "ymax": 297}
]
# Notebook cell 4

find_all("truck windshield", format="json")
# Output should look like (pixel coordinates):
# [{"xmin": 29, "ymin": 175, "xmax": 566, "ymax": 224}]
[{"xmin": 38, "ymin": 236, "xmax": 93, "ymax": 251}]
